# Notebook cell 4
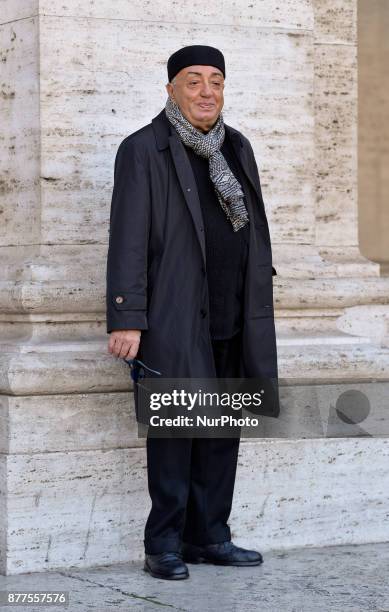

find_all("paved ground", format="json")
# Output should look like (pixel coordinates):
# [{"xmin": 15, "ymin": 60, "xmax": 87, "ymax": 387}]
[{"xmin": 0, "ymin": 542, "xmax": 388, "ymax": 611}]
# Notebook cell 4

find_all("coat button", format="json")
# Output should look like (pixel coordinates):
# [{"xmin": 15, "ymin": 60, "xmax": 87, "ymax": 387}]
[
  {"xmin": 200, "ymin": 308, "xmax": 207, "ymax": 318},
  {"xmin": 115, "ymin": 295, "xmax": 124, "ymax": 304}
]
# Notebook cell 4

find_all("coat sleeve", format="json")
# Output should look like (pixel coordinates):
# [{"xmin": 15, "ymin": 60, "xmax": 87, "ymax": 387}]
[
  {"xmin": 244, "ymin": 137, "xmax": 277, "ymax": 277},
  {"xmin": 105, "ymin": 137, "xmax": 151, "ymax": 333}
]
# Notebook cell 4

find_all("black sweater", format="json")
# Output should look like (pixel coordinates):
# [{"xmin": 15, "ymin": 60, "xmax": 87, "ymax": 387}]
[{"xmin": 184, "ymin": 132, "xmax": 250, "ymax": 340}]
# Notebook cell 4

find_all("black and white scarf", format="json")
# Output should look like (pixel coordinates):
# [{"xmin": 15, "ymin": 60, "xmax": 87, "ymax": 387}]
[{"xmin": 164, "ymin": 96, "xmax": 249, "ymax": 232}]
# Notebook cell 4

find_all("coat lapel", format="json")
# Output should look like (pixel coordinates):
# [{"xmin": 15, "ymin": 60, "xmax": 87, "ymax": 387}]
[
  {"xmin": 225, "ymin": 126, "xmax": 263, "ymax": 212},
  {"xmin": 151, "ymin": 110, "xmax": 207, "ymax": 265},
  {"xmin": 168, "ymin": 132, "xmax": 207, "ymax": 266}
]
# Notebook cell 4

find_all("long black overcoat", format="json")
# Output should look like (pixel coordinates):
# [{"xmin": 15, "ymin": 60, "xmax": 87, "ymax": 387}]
[{"xmin": 106, "ymin": 108, "xmax": 280, "ymax": 417}]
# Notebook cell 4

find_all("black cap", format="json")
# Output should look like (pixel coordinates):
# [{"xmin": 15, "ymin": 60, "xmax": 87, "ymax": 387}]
[{"xmin": 167, "ymin": 45, "xmax": 225, "ymax": 82}]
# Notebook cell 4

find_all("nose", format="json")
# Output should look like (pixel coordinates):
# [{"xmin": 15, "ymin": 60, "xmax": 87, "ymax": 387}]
[{"xmin": 199, "ymin": 82, "xmax": 213, "ymax": 97}]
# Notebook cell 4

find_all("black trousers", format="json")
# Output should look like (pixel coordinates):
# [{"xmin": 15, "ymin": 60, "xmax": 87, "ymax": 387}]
[{"xmin": 143, "ymin": 330, "xmax": 243, "ymax": 554}]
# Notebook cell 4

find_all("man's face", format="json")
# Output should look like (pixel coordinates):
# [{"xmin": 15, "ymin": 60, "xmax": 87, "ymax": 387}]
[{"xmin": 165, "ymin": 65, "xmax": 224, "ymax": 133}]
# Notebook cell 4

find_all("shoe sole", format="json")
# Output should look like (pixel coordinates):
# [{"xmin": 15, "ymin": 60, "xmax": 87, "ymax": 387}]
[
  {"xmin": 143, "ymin": 561, "xmax": 189, "ymax": 580},
  {"xmin": 183, "ymin": 556, "xmax": 263, "ymax": 566}
]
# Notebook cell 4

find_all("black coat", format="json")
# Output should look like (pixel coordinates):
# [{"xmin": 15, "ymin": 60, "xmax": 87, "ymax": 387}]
[{"xmin": 106, "ymin": 109, "xmax": 279, "ymax": 417}]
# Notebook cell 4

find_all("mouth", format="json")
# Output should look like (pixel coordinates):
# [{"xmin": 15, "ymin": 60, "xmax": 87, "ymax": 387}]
[{"xmin": 198, "ymin": 104, "xmax": 215, "ymax": 110}]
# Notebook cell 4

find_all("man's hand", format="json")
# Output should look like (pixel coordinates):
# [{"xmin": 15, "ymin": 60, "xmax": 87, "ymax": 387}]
[{"xmin": 108, "ymin": 329, "xmax": 141, "ymax": 360}]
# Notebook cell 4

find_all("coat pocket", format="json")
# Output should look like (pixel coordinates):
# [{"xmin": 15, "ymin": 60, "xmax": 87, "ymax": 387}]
[
  {"xmin": 254, "ymin": 222, "xmax": 272, "ymax": 265},
  {"xmin": 249, "ymin": 264, "xmax": 274, "ymax": 318}
]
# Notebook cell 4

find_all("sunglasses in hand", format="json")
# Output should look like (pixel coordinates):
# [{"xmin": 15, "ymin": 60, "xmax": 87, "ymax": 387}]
[{"xmin": 124, "ymin": 357, "xmax": 162, "ymax": 383}]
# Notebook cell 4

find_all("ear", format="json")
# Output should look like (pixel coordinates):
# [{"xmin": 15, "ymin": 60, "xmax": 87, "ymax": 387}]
[{"xmin": 165, "ymin": 82, "xmax": 174, "ymax": 99}]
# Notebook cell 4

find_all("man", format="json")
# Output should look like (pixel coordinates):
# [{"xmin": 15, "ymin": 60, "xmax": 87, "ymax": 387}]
[{"xmin": 106, "ymin": 45, "xmax": 279, "ymax": 580}]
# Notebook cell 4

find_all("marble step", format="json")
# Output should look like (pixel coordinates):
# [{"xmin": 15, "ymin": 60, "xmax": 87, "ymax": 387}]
[
  {"xmin": 1, "ymin": 335, "xmax": 389, "ymax": 395},
  {"xmin": 0, "ymin": 275, "xmax": 389, "ymax": 315}
]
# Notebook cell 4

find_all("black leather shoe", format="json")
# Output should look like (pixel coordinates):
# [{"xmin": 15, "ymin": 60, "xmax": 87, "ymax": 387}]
[
  {"xmin": 181, "ymin": 541, "xmax": 263, "ymax": 566},
  {"xmin": 144, "ymin": 552, "xmax": 189, "ymax": 580}
]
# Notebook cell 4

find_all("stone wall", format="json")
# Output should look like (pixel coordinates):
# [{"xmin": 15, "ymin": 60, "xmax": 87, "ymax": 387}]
[{"xmin": 1, "ymin": 0, "xmax": 389, "ymax": 575}]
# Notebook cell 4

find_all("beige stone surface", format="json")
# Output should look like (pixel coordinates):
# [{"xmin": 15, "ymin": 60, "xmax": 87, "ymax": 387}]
[
  {"xmin": 313, "ymin": 0, "xmax": 356, "ymax": 43},
  {"xmin": 1, "ymin": 0, "xmax": 389, "ymax": 575},
  {"xmin": 36, "ymin": 14, "xmax": 314, "ymax": 245},
  {"xmin": 0, "ymin": 1, "xmax": 38, "ymax": 25},
  {"xmin": 233, "ymin": 437, "xmax": 389, "ymax": 551},
  {"xmin": 6, "ymin": 447, "xmax": 147, "ymax": 574},
  {"xmin": 3, "ymin": 436, "xmax": 389, "ymax": 574},
  {"xmin": 0, "ymin": 17, "xmax": 41, "ymax": 247},
  {"xmin": 38, "ymin": 0, "xmax": 314, "ymax": 29},
  {"xmin": 0, "ymin": 393, "xmax": 143, "ymax": 455},
  {"xmin": 358, "ymin": 0, "xmax": 389, "ymax": 264},
  {"xmin": 314, "ymin": 42, "xmax": 358, "ymax": 246},
  {"xmin": 0, "ymin": 457, "xmax": 6, "ymax": 573}
]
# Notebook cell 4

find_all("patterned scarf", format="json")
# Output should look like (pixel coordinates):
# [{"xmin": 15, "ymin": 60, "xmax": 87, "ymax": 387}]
[{"xmin": 164, "ymin": 96, "xmax": 249, "ymax": 232}]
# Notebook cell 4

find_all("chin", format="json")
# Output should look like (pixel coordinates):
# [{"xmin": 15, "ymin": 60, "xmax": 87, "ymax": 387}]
[{"xmin": 194, "ymin": 110, "xmax": 219, "ymax": 123}]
